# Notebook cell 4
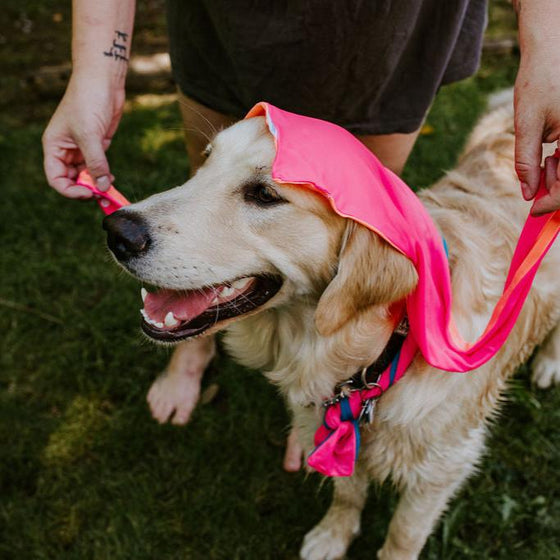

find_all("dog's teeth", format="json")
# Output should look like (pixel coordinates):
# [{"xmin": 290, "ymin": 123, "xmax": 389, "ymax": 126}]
[
  {"xmin": 141, "ymin": 309, "xmax": 163, "ymax": 329},
  {"xmin": 232, "ymin": 278, "xmax": 251, "ymax": 290},
  {"xmin": 211, "ymin": 297, "xmax": 219, "ymax": 305},
  {"xmin": 221, "ymin": 286, "xmax": 235, "ymax": 298},
  {"xmin": 141, "ymin": 288, "xmax": 148, "ymax": 302},
  {"xmin": 141, "ymin": 309, "xmax": 158, "ymax": 327},
  {"xmin": 164, "ymin": 312, "xmax": 179, "ymax": 328}
]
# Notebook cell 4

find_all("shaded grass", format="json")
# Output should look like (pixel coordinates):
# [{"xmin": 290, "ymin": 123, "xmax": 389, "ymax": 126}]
[{"xmin": 2, "ymin": 26, "xmax": 560, "ymax": 560}]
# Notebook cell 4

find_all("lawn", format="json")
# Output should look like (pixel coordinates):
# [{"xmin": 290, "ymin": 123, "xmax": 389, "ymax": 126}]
[{"xmin": 1, "ymin": 2, "xmax": 559, "ymax": 559}]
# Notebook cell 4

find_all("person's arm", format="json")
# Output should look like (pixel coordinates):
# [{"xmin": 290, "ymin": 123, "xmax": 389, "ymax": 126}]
[
  {"xmin": 513, "ymin": 0, "xmax": 560, "ymax": 215},
  {"xmin": 42, "ymin": 0, "xmax": 136, "ymax": 198}
]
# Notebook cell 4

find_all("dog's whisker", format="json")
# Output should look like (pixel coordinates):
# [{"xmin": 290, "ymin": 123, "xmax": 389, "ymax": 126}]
[
  {"xmin": 165, "ymin": 126, "xmax": 214, "ymax": 145},
  {"xmin": 233, "ymin": 291, "xmax": 254, "ymax": 307},
  {"xmin": 176, "ymin": 98, "xmax": 219, "ymax": 137},
  {"xmin": 212, "ymin": 299, "xmax": 221, "ymax": 327}
]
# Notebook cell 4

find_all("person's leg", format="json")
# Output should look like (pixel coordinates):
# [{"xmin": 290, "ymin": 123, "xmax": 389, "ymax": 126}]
[
  {"xmin": 357, "ymin": 129, "xmax": 421, "ymax": 176},
  {"xmin": 147, "ymin": 91, "xmax": 235, "ymax": 425}
]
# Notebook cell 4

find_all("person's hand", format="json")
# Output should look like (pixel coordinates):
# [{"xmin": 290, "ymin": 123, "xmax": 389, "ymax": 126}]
[
  {"xmin": 514, "ymin": 2, "xmax": 560, "ymax": 216},
  {"xmin": 42, "ymin": 74, "xmax": 125, "ymax": 198}
]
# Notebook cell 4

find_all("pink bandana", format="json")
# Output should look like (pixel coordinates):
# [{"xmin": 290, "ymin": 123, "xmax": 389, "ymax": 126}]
[{"xmin": 245, "ymin": 102, "xmax": 560, "ymax": 476}]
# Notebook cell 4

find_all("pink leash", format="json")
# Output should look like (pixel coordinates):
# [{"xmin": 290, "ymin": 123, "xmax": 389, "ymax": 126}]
[{"xmin": 307, "ymin": 156, "xmax": 560, "ymax": 477}]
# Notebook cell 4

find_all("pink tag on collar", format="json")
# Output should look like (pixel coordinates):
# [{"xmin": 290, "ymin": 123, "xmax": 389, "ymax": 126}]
[{"xmin": 76, "ymin": 170, "xmax": 130, "ymax": 215}]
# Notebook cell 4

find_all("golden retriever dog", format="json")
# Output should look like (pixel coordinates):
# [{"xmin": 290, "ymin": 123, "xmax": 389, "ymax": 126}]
[{"xmin": 103, "ymin": 99, "xmax": 560, "ymax": 559}]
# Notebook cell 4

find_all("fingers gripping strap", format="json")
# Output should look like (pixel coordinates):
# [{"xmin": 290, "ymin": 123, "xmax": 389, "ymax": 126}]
[{"xmin": 76, "ymin": 170, "xmax": 130, "ymax": 215}]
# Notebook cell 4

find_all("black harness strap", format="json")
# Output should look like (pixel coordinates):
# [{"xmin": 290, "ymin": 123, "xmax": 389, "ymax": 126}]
[{"xmin": 333, "ymin": 316, "xmax": 409, "ymax": 397}]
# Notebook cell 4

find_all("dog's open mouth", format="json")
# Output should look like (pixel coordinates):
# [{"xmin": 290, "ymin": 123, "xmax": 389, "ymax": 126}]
[{"xmin": 140, "ymin": 275, "xmax": 282, "ymax": 342}]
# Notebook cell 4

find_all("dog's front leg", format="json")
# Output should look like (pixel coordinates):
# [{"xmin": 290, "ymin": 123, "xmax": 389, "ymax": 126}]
[
  {"xmin": 377, "ymin": 477, "xmax": 466, "ymax": 560},
  {"xmin": 147, "ymin": 336, "xmax": 216, "ymax": 424},
  {"xmin": 300, "ymin": 467, "xmax": 368, "ymax": 560}
]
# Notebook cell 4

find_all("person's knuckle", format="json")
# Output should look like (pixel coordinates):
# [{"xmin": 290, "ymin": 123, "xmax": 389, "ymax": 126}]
[
  {"xmin": 74, "ymin": 127, "xmax": 93, "ymax": 143},
  {"xmin": 86, "ymin": 157, "xmax": 107, "ymax": 172},
  {"xmin": 515, "ymin": 160, "xmax": 533, "ymax": 177},
  {"xmin": 515, "ymin": 105, "xmax": 541, "ymax": 128}
]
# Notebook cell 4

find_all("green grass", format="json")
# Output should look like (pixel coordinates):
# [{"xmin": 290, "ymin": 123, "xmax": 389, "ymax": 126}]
[{"xmin": 2, "ymin": 5, "xmax": 560, "ymax": 558}]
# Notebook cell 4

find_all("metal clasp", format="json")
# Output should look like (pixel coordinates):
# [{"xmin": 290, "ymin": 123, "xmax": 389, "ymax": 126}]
[
  {"xmin": 360, "ymin": 367, "xmax": 382, "ymax": 390},
  {"xmin": 359, "ymin": 397, "xmax": 378, "ymax": 424},
  {"xmin": 322, "ymin": 377, "xmax": 359, "ymax": 408},
  {"xmin": 394, "ymin": 316, "xmax": 409, "ymax": 336},
  {"xmin": 323, "ymin": 368, "xmax": 383, "ymax": 408}
]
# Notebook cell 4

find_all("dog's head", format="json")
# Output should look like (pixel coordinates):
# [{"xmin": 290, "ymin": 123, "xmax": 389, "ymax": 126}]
[{"xmin": 104, "ymin": 117, "xmax": 417, "ymax": 343}]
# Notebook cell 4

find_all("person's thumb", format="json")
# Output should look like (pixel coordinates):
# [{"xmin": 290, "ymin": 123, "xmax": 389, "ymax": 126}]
[
  {"xmin": 514, "ymin": 113, "xmax": 543, "ymax": 200},
  {"xmin": 80, "ymin": 138, "xmax": 112, "ymax": 191}
]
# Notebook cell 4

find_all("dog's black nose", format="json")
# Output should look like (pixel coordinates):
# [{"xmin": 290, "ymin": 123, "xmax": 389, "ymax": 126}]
[{"xmin": 103, "ymin": 211, "xmax": 151, "ymax": 261}]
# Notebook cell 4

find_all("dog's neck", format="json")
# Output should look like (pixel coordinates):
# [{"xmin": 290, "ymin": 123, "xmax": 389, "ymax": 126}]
[{"xmin": 223, "ymin": 296, "xmax": 396, "ymax": 409}]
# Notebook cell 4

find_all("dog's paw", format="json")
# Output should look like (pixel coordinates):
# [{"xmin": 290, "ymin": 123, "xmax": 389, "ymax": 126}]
[
  {"xmin": 532, "ymin": 355, "xmax": 560, "ymax": 389},
  {"xmin": 300, "ymin": 523, "xmax": 355, "ymax": 560},
  {"xmin": 147, "ymin": 371, "xmax": 201, "ymax": 425},
  {"xmin": 377, "ymin": 544, "xmax": 418, "ymax": 560},
  {"xmin": 377, "ymin": 548, "xmax": 417, "ymax": 560}
]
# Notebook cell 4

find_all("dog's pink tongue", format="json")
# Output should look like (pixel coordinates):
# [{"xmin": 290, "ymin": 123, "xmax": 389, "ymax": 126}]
[{"xmin": 144, "ymin": 288, "xmax": 217, "ymax": 323}]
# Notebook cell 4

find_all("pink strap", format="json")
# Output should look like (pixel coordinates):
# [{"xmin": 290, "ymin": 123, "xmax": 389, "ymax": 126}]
[
  {"xmin": 75, "ymin": 170, "xmax": 130, "ymax": 215},
  {"xmin": 310, "ymin": 418, "xmax": 359, "ymax": 477}
]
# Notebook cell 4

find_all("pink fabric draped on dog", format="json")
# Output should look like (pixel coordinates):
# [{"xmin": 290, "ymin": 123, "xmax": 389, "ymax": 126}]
[
  {"xmin": 246, "ymin": 102, "xmax": 560, "ymax": 371},
  {"xmin": 245, "ymin": 102, "xmax": 560, "ymax": 476}
]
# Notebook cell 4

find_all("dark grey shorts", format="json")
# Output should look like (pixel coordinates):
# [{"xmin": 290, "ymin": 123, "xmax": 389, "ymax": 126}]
[{"xmin": 166, "ymin": 0, "xmax": 487, "ymax": 135}]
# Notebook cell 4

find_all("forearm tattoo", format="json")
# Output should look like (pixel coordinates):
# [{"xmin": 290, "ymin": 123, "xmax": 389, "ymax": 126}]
[{"xmin": 104, "ymin": 30, "xmax": 129, "ymax": 62}]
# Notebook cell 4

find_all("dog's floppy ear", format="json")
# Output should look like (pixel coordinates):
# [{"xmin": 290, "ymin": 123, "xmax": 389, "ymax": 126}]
[{"xmin": 315, "ymin": 222, "xmax": 418, "ymax": 336}]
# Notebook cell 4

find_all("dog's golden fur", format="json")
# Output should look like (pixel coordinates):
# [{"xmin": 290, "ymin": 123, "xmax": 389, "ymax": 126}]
[{"xmin": 120, "ymin": 101, "xmax": 560, "ymax": 559}]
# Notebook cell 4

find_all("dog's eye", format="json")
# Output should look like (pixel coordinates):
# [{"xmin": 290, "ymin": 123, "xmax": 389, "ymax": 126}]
[
  {"xmin": 202, "ymin": 144, "xmax": 213, "ymax": 159},
  {"xmin": 243, "ymin": 183, "xmax": 286, "ymax": 206},
  {"xmin": 255, "ymin": 185, "xmax": 277, "ymax": 203}
]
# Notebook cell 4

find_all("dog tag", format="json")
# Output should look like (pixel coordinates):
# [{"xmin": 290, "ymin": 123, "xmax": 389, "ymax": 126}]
[{"xmin": 359, "ymin": 398, "xmax": 377, "ymax": 424}]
